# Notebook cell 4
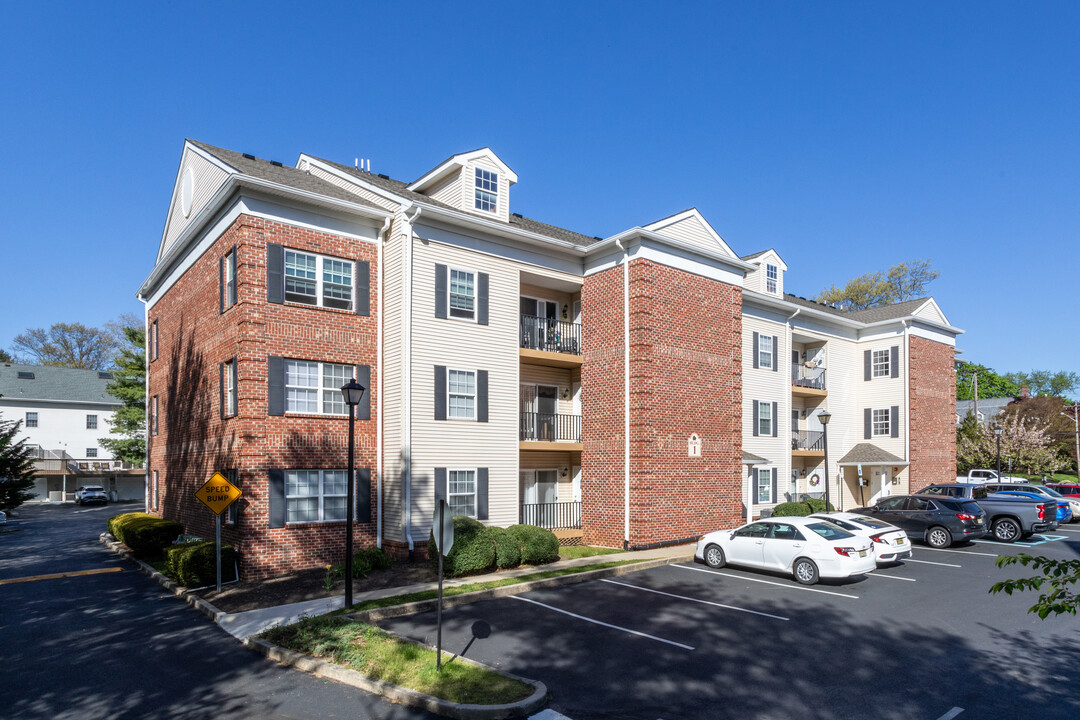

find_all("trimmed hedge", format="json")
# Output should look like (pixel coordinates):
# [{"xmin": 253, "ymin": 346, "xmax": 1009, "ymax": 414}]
[
  {"xmin": 506, "ymin": 524, "xmax": 560, "ymax": 565},
  {"xmin": 107, "ymin": 512, "xmax": 183, "ymax": 558},
  {"xmin": 428, "ymin": 516, "xmax": 497, "ymax": 578},
  {"xmin": 771, "ymin": 499, "xmax": 836, "ymax": 517},
  {"xmin": 352, "ymin": 547, "xmax": 393, "ymax": 578},
  {"xmin": 165, "ymin": 541, "xmax": 239, "ymax": 587},
  {"xmin": 489, "ymin": 526, "xmax": 521, "ymax": 569},
  {"xmin": 805, "ymin": 498, "xmax": 834, "ymax": 513}
]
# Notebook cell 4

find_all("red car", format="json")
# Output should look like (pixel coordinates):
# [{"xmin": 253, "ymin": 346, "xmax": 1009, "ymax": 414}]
[{"xmin": 1047, "ymin": 483, "xmax": 1080, "ymax": 497}]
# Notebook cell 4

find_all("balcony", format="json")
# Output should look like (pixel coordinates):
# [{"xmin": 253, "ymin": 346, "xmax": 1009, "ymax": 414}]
[
  {"xmin": 520, "ymin": 412, "xmax": 582, "ymax": 450},
  {"xmin": 792, "ymin": 430, "xmax": 825, "ymax": 457},
  {"xmin": 520, "ymin": 315, "xmax": 582, "ymax": 368},
  {"xmin": 521, "ymin": 501, "xmax": 582, "ymax": 530},
  {"xmin": 792, "ymin": 364, "xmax": 826, "ymax": 397}
]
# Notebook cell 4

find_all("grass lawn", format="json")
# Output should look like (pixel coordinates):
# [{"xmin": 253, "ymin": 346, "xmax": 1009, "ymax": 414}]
[
  {"xmin": 262, "ymin": 616, "xmax": 534, "ymax": 705},
  {"xmin": 558, "ymin": 545, "xmax": 625, "ymax": 559},
  {"xmin": 1013, "ymin": 472, "xmax": 1079, "ymax": 484}
]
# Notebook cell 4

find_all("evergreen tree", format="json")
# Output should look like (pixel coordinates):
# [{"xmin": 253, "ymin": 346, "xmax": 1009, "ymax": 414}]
[
  {"xmin": 0, "ymin": 413, "xmax": 37, "ymax": 512},
  {"xmin": 99, "ymin": 325, "xmax": 146, "ymax": 465}
]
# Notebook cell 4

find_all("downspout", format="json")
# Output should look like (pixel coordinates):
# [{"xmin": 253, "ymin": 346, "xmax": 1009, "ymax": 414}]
[
  {"xmin": 138, "ymin": 294, "xmax": 149, "ymax": 513},
  {"xmin": 376, "ymin": 216, "xmax": 391, "ymax": 549},
  {"xmin": 786, "ymin": 308, "xmax": 801, "ymax": 499},
  {"xmin": 403, "ymin": 205, "xmax": 422, "ymax": 554},
  {"xmin": 903, "ymin": 319, "xmax": 911, "ymax": 488},
  {"xmin": 615, "ymin": 239, "xmax": 630, "ymax": 550}
]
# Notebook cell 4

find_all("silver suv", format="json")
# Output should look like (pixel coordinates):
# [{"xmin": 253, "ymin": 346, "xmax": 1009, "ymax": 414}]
[{"xmin": 75, "ymin": 485, "xmax": 108, "ymax": 505}]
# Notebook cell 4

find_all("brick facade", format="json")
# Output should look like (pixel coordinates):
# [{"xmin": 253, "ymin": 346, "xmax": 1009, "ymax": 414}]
[
  {"xmin": 907, "ymin": 335, "xmax": 957, "ymax": 492},
  {"xmin": 147, "ymin": 215, "xmax": 378, "ymax": 579},
  {"xmin": 581, "ymin": 259, "xmax": 743, "ymax": 548}
]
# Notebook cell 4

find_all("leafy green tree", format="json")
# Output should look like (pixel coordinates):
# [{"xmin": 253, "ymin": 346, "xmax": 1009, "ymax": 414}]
[
  {"xmin": 0, "ymin": 413, "xmax": 37, "ymax": 512},
  {"xmin": 815, "ymin": 259, "xmax": 938, "ymax": 311},
  {"xmin": 1002, "ymin": 370, "xmax": 1080, "ymax": 400},
  {"xmin": 991, "ymin": 554, "xmax": 1080, "ymax": 618},
  {"xmin": 0, "ymin": 349, "xmax": 13, "ymax": 363},
  {"xmin": 956, "ymin": 412, "xmax": 1058, "ymax": 475},
  {"xmin": 99, "ymin": 325, "xmax": 146, "ymax": 466},
  {"xmin": 998, "ymin": 396, "xmax": 1075, "ymax": 469},
  {"xmin": 13, "ymin": 322, "xmax": 120, "ymax": 370},
  {"xmin": 955, "ymin": 411, "xmax": 982, "ymax": 474},
  {"xmin": 955, "ymin": 361, "xmax": 1020, "ymax": 401}
]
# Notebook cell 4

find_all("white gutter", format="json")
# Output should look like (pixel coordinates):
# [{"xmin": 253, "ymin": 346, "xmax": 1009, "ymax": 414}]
[
  {"xmin": 376, "ymin": 216, "xmax": 391, "ymax": 549},
  {"xmin": 138, "ymin": 294, "xmax": 150, "ymax": 513},
  {"xmin": 403, "ymin": 205, "xmax": 421, "ymax": 553},
  {"xmin": 743, "ymin": 289, "xmax": 965, "ymax": 337},
  {"xmin": 594, "ymin": 228, "xmax": 757, "ymax": 273},
  {"xmin": 615, "ymin": 238, "xmax": 630, "ymax": 549}
]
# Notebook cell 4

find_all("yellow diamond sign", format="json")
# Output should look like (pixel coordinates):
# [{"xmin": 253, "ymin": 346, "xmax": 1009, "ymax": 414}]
[{"xmin": 194, "ymin": 472, "xmax": 242, "ymax": 515}]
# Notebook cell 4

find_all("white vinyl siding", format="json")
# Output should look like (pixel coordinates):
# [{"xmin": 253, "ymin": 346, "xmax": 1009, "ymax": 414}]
[
  {"xmin": 856, "ymin": 338, "xmax": 907, "ymax": 459},
  {"xmin": 646, "ymin": 214, "xmax": 730, "ymax": 253},
  {"xmin": 161, "ymin": 148, "xmax": 231, "ymax": 259},
  {"xmin": 381, "ymin": 217, "xmax": 406, "ymax": 541}
]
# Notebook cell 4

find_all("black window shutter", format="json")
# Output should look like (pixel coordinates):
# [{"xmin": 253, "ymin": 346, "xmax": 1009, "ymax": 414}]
[
  {"xmin": 227, "ymin": 469, "xmax": 241, "ymax": 525},
  {"xmin": 772, "ymin": 336, "xmax": 779, "ymax": 372},
  {"xmin": 355, "ymin": 260, "xmax": 370, "ymax": 316},
  {"xmin": 435, "ymin": 264, "xmax": 447, "ymax": 318},
  {"xmin": 355, "ymin": 364, "xmax": 371, "ymax": 420},
  {"xmin": 891, "ymin": 406, "xmax": 900, "ymax": 438},
  {"xmin": 477, "ymin": 468, "xmax": 488, "ymax": 520},
  {"xmin": 230, "ymin": 356, "xmax": 237, "ymax": 415},
  {"xmin": 752, "ymin": 332, "xmax": 759, "ymax": 369},
  {"xmin": 752, "ymin": 401, "xmax": 760, "ymax": 437},
  {"xmin": 228, "ymin": 246, "xmax": 238, "ymax": 306},
  {"xmin": 267, "ymin": 243, "xmax": 284, "ymax": 304},
  {"xmin": 435, "ymin": 468, "xmax": 447, "ymax": 504},
  {"xmin": 269, "ymin": 469, "xmax": 285, "ymax": 528},
  {"xmin": 356, "ymin": 468, "xmax": 371, "ymax": 524},
  {"xmin": 478, "ymin": 272, "xmax": 489, "ymax": 325},
  {"xmin": 771, "ymin": 401, "xmax": 778, "ymax": 437},
  {"xmin": 772, "ymin": 470, "xmax": 778, "ymax": 504},
  {"xmin": 219, "ymin": 363, "xmax": 225, "ymax": 419},
  {"xmin": 152, "ymin": 319, "xmax": 158, "ymax": 360},
  {"xmin": 752, "ymin": 468, "xmax": 758, "ymax": 499},
  {"xmin": 434, "ymin": 366, "xmax": 447, "ymax": 420},
  {"xmin": 219, "ymin": 255, "xmax": 225, "ymax": 314},
  {"xmin": 268, "ymin": 356, "xmax": 285, "ymax": 416},
  {"xmin": 477, "ymin": 370, "xmax": 489, "ymax": 422},
  {"xmin": 891, "ymin": 345, "xmax": 899, "ymax": 379},
  {"xmin": 864, "ymin": 350, "xmax": 872, "ymax": 381},
  {"xmin": 864, "ymin": 408, "xmax": 872, "ymax": 439}
]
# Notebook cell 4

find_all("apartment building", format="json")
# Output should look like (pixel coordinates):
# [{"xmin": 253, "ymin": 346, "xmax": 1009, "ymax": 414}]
[{"xmin": 139, "ymin": 140, "xmax": 960, "ymax": 578}]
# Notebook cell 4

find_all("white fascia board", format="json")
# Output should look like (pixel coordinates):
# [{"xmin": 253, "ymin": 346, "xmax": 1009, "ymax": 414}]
[
  {"xmin": 298, "ymin": 155, "xmax": 410, "ymax": 208},
  {"xmin": 0, "ymin": 398, "xmax": 121, "ymax": 408},
  {"xmin": 749, "ymin": 249, "xmax": 788, "ymax": 272},
  {"xmin": 408, "ymin": 148, "xmax": 518, "ymax": 192},
  {"xmin": 588, "ymin": 229, "xmax": 755, "ymax": 275},
  {"xmin": 908, "ymin": 322, "xmax": 960, "ymax": 346},
  {"xmin": 860, "ymin": 315, "xmax": 963, "ymax": 337}
]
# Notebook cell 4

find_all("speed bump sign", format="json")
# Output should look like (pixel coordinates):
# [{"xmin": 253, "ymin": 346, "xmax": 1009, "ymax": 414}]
[{"xmin": 194, "ymin": 472, "xmax": 242, "ymax": 515}]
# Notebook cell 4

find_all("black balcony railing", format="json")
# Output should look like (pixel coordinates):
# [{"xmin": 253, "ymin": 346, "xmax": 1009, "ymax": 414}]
[
  {"xmin": 792, "ymin": 429, "xmax": 825, "ymax": 451},
  {"xmin": 520, "ymin": 315, "xmax": 582, "ymax": 355},
  {"xmin": 792, "ymin": 364, "xmax": 826, "ymax": 391},
  {"xmin": 521, "ymin": 501, "xmax": 582, "ymax": 529},
  {"xmin": 520, "ymin": 412, "xmax": 582, "ymax": 442}
]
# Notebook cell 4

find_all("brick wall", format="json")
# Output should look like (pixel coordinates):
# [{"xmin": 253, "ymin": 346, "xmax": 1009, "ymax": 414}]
[
  {"xmin": 147, "ymin": 215, "xmax": 378, "ymax": 579},
  {"xmin": 581, "ymin": 258, "xmax": 743, "ymax": 547},
  {"xmin": 908, "ymin": 335, "xmax": 956, "ymax": 492}
]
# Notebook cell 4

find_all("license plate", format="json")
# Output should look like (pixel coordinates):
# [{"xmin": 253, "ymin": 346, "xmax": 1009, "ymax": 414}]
[
  {"xmin": 976, "ymin": 518, "xmax": 984, "ymax": 524},
  {"xmin": 897, "ymin": 538, "xmax": 905, "ymax": 544},
  {"xmin": 859, "ymin": 550, "xmax": 867, "ymax": 558}
]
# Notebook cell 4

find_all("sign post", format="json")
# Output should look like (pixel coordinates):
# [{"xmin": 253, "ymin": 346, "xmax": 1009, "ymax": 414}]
[
  {"xmin": 432, "ymin": 500, "xmax": 454, "ymax": 672},
  {"xmin": 194, "ymin": 472, "xmax": 243, "ymax": 592}
]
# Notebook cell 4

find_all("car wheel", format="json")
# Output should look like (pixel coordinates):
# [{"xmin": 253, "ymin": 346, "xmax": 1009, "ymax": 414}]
[
  {"xmin": 703, "ymin": 544, "xmax": 726, "ymax": 569},
  {"xmin": 926, "ymin": 526, "xmax": 952, "ymax": 549},
  {"xmin": 793, "ymin": 558, "xmax": 819, "ymax": 585},
  {"xmin": 993, "ymin": 518, "xmax": 1021, "ymax": 543}
]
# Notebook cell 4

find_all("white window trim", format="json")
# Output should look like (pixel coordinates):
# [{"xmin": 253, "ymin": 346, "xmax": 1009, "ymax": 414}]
[
  {"xmin": 152, "ymin": 470, "xmax": 159, "ymax": 509},
  {"xmin": 766, "ymin": 264, "xmax": 778, "ymax": 294},
  {"xmin": 872, "ymin": 408, "xmax": 891, "ymax": 436},
  {"xmin": 151, "ymin": 319, "xmax": 159, "ymax": 360},
  {"xmin": 152, "ymin": 396, "xmax": 159, "ymax": 435},
  {"xmin": 758, "ymin": 335, "xmax": 774, "ymax": 370},
  {"xmin": 26, "ymin": 412, "xmax": 38, "ymax": 428},
  {"xmin": 284, "ymin": 359, "xmax": 353, "ymax": 417},
  {"xmin": 757, "ymin": 467, "xmax": 773, "ymax": 504},
  {"xmin": 225, "ymin": 248, "xmax": 237, "ymax": 309},
  {"xmin": 447, "ymin": 368, "xmax": 477, "ymax": 420},
  {"xmin": 446, "ymin": 265, "xmax": 478, "ymax": 323},
  {"xmin": 284, "ymin": 249, "xmax": 355, "ymax": 311},
  {"xmin": 448, "ymin": 468, "xmax": 478, "ymax": 518},
  {"xmin": 474, "ymin": 167, "xmax": 499, "ymax": 214},
  {"xmin": 872, "ymin": 349, "xmax": 890, "ymax": 378},
  {"xmin": 285, "ymin": 469, "xmax": 349, "ymax": 525},
  {"xmin": 225, "ymin": 360, "xmax": 238, "ymax": 417},
  {"xmin": 757, "ymin": 400, "xmax": 773, "ymax": 436},
  {"xmin": 87, "ymin": 414, "xmax": 97, "ymax": 430}
]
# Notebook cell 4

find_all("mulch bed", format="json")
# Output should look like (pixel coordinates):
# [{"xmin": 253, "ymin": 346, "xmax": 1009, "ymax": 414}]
[{"xmin": 195, "ymin": 560, "xmax": 439, "ymax": 614}]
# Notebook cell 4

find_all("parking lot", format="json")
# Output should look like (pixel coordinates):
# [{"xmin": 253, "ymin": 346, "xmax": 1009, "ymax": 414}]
[{"xmin": 381, "ymin": 529, "xmax": 1080, "ymax": 720}]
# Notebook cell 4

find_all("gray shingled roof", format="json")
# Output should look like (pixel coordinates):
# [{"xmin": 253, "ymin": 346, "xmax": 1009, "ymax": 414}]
[
  {"xmin": 188, "ymin": 141, "xmax": 385, "ymax": 212},
  {"xmin": 0, "ymin": 364, "xmax": 120, "ymax": 404},
  {"xmin": 837, "ymin": 443, "xmax": 906, "ymax": 465},
  {"xmin": 956, "ymin": 397, "xmax": 1016, "ymax": 422},
  {"xmin": 741, "ymin": 249, "xmax": 772, "ymax": 261},
  {"xmin": 848, "ymin": 298, "xmax": 931, "ymax": 324},
  {"xmin": 781, "ymin": 293, "xmax": 852, "ymax": 318},
  {"xmin": 309, "ymin": 155, "xmax": 604, "ymax": 247},
  {"xmin": 742, "ymin": 451, "xmax": 768, "ymax": 465}
]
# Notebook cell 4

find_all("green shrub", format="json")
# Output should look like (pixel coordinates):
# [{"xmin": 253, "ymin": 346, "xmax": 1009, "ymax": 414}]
[
  {"xmin": 168, "ymin": 541, "xmax": 238, "ymax": 587},
  {"xmin": 805, "ymin": 498, "xmax": 835, "ymax": 513},
  {"xmin": 107, "ymin": 512, "xmax": 150, "ymax": 544},
  {"xmin": 108, "ymin": 513, "xmax": 183, "ymax": 558},
  {"xmin": 351, "ymin": 547, "xmax": 394, "ymax": 578},
  {"xmin": 428, "ymin": 516, "xmax": 496, "ymax": 578},
  {"xmin": 506, "ymin": 524, "xmax": 560, "ymax": 565},
  {"xmin": 165, "ymin": 540, "xmax": 202, "ymax": 580},
  {"xmin": 772, "ymin": 502, "xmax": 812, "ymax": 517},
  {"xmin": 489, "ymin": 526, "xmax": 521, "ymax": 569}
]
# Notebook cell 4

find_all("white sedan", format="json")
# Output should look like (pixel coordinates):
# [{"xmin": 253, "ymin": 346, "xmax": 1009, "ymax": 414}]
[
  {"xmin": 809, "ymin": 511, "xmax": 911, "ymax": 565},
  {"xmin": 695, "ymin": 516, "xmax": 876, "ymax": 585}
]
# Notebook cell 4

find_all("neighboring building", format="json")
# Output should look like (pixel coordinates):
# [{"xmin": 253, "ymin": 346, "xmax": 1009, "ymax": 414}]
[
  {"xmin": 139, "ymin": 140, "xmax": 962, "ymax": 579},
  {"xmin": 0, "ymin": 363, "xmax": 143, "ymax": 502},
  {"xmin": 956, "ymin": 395, "xmax": 1022, "ymax": 427}
]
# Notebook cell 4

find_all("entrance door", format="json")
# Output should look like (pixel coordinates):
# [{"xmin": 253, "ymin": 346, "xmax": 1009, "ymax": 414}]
[
  {"xmin": 870, "ymin": 467, "xmax": 890, "ymax": 505},
  {"xmin": 792, "ymin": 410, "xmax": 800, "ymax": 450},
  {"xmin": 536, "ymin": 385, "xmax": 558, "ymax": 440},
  {"xmin": 521, "ymin": 469, "xmax": 559, "ymax": 527}
]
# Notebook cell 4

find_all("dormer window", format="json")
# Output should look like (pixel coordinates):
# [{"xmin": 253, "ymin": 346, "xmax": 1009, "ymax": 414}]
[
  {"xmin": 475, "ymin": 168, "xmax": 498, "ymax": 213},
  {"xmin": 766, "ymin": 264, "xmax": 778, "ymax": 293}
]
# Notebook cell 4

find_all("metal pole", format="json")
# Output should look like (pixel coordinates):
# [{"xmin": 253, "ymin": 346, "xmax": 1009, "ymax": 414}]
[
  {"xmin": 822, "ymin": 425, "xmax": 830, "ymax": 511},
  {"xmin": 215, "ymin": 512, "xmax": 222, "ymax": 593},
  {"xmin": 346, "ymin": 403, "xmax": 355, "ymax": 609},
  {"xmin": 996, "ymin": 434, "xmax": 1002, "ymax": 481},
  {"xmin": 437, "ymin": 499, "xmax": 444, "ymax": 673}
]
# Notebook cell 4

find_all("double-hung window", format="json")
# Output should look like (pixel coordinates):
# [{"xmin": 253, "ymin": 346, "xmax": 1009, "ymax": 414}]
[
  {"xmin": 756, "ymin": 468, "xmax": 773, "ymax": 504},
  {"xmin": 449, "ymin": 269, "xmax": 475, "ymax": 320},
  {"xmin": 224, "ymin": 360, "xmax": 238, "ymax": 416},
  {"xmin": 284, "ymin": 360, "xmax": 352, "ymax": 415},
  {"xmin": 873, "ymin": 408, "xmax": 891, "ymax": 436},
  {"xmin": 758, "ymin": 401, "xmax": 773, "ymax": 436},
  {"xmin": 766, "ymin": 264, "xmax": 778, "ymax": 294},
  {"xmin": 86, "ymin": 448, "xmax": 98, "ymax": 458},
  {"xmin": 26, "ymin": 412, "xmax": 38, "ymax": 428},
  {"xmin": 872, "ymin": 349, "xmax": 890, "ymax": 378},
  {"xmin": 86, "ymin": 414, "xmax": 97, "ymax": 430},
  {"xmin": 474, "ymin": 168, "xmax": 498, "ymax": 213},
  {"xmin": 448, "ymin": 469, "xmax": 477, "ymax": 517},
  {"xmin": 758, "ymin": 335, "xmax": 774, "ymax": 369},
  {"xmin": 284, "ymin": 250, "xmax": 353, "ymax": 310},
  {"xmin": 150, "ymin": 319, "xmax": 159, "ymax": 360},
  {"xmin": 224, "ymin": 249, "xmax": 237, "ymax": 309},
  {"xmin": 285, "ymin": 469, "xmax": 347, "ymax": 523},
  {"xmin": 151, "ymin": 396, "xmax": 159, "ymax": 435},
  {"xmin": 448, "ymin": 370, "xmax": 476, "ymax": 419}
]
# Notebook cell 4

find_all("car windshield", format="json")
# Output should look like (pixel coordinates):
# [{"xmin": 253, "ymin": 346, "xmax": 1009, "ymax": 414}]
[
  {"xmin": 806, "ymin": 522, "xmax": 855, "ymax": 541},
  {"xmin": 959, "ymin": 501, "xmax": 982, "ymax": 514},
  {"xmin": 1041, "ymin": 487, "xmax": 1064, "ymax": 498},
  {"xmin": 85, "ymin": 487, "xmax": 104, "ymax": 492}
]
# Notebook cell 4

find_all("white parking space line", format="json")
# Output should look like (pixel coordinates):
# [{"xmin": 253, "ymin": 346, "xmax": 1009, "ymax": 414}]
[
  {"xmin": 510, "ymin": 596, "xmax": 694, "ymax": 650},
  {"xmin": 1054, "ymin": 528, "xmax": 1080, "ymax": 534},
  {"xmin": 935, "ymin": 707, "xmax": 964, "ymax": 720},
  {"xmin": 672, "ymin": 564, "xmax": 860, "ymax": 599},
  {"xmin": 600, "ymin": 579, "xmax": 790, "ymax": 620},
  {"xmin": 865, "ymin": 573, "xmax": 916, "ymax": 582},
  {"xmin": 906, "ymin": 558, "xmax": 962, "ymax": 568},
  {"xmin": 915, "ymin": 547, "xmax": 999, "ymax": 557}
]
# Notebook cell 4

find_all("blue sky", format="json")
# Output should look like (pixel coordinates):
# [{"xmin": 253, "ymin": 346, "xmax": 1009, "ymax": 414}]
[{"xmin": 1, "ymin": 2, "xmax": 1077, "ymax": 380}]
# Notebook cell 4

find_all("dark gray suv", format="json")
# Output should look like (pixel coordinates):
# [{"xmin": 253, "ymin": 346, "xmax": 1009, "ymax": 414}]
[{"xmin": 852, "ymin": 495, "xmax": 987, "ymax": 548}]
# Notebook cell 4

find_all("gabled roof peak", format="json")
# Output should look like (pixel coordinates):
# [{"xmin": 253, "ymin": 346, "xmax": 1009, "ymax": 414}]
[{"xmin": 408, "ymin": 148, "xmax": 518, "ymax": 193}]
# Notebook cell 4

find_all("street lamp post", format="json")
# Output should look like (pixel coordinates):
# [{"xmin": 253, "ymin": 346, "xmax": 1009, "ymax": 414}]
[
  {"xmin": 994, "ymin": 424, "xmax": 1003, "ymax": 482},
  {"xmin": 818, "ymin": 410, "xmax": 832, "ymax": 511},
  {"xmin": 340, "ymin": 378, "xmax": 367, "ymax": 609}
]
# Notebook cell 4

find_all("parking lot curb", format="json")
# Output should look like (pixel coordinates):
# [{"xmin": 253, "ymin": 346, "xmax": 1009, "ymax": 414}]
[
  {"xmin": 347, "ymin": 553, "xmax": 694, "ymax": 624},
  {"xmin": 245, "ymin": 635, "xmax": 548, "ymax": 719}
]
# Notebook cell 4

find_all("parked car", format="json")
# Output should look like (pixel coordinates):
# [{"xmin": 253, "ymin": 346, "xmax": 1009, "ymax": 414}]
[
  {"xmin": 984, "ymin": 483, "xmax": 1080, "ymax": 523},
  {"xmin": 0, "ymin": 510, "xmax": 6, "ymax": 525},
  {"xmin": 74, "ymin": 485, "xmax": 109, "ymax": 505},
  {"xmin": 1046, "ymin": 483, "xmax": 1080, "ymax": 497},
  {"xmin": 695, "ymin": 516, "xmax": 876, "ymax": 585},
  {"xmin": 993, "ymin": 491, "xmax": 1072, "ymax": 525},
  {"xmin": 917, "ymin": 483, "xmax": 1055, "ymax": 542},
  {"xmin": 807, "ymin": 511, "xmax": 911, "ymax": 565},
  {"xmin": 957, "ymin": 469, "xmax": 1024, "ymax": 484},
  {"xmin": 851, "ymin": 495, "xmax": 987, "ymax": 548}
]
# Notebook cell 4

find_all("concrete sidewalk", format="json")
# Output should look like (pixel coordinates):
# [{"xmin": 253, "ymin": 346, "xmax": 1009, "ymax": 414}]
[{"xmin": 219, "ymin": 544, "xmax": 696, "ymax": 640}]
